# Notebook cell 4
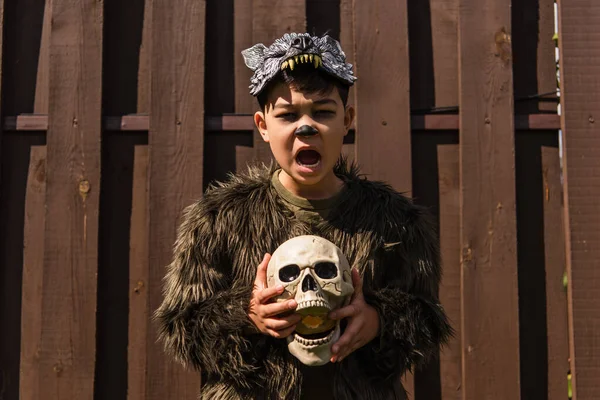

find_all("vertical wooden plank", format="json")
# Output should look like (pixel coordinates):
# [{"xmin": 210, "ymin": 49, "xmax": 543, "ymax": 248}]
[
  {"xmin": 354, "ymin": 0, "xmax": 412, "ymax": 195},
  {"xmin": 128, "ymin": 145, "xmax": 149, "ymax": 400},
  {"xmin": 430, "ymin": 0, "xmax": 459, "ymax": 108},
  {"xmin": 542, "ymin": 146, "xmax": 569, "ymax": 400},
  {"xmin": 408, "ymin": 0, "xmax": 459, "ymax": 110},
  {"xmin": 233, "ymin": 0, "xmax": 254, "ymax": 172},
  {"xmin": 251, "ymin": 0, "xmax": 306, "ymax": 165},
  {"xmin": 37, "ymin": 0, "xmax": 103, "ymax": 397},
  {"xmin": 438, "ymin": 144, "xmax": 461, "ymax": 400},
  {"xmin": 234, "ymin": 0, "xmax": 254, "ymax": 114},
  {"xmin": 339, "ymin": 0, "xmax": 356, "ymax": 164},
  {"xmin": 19, "ymin": 146, "xmax": 46, "ymax": 400},
  {"xmin": 146, "ymin": 1, "xmax": 205, "ymax": 398},
  {"xmin": 34, "ymin": 0, "xmax": 51, "ymax": 113},
  {"xmin": 512, "ymin": 0, "xmax": 557, "ymax": 114},
  {"xmin": 138, "ymin": 0, "xmax": 152, "ymax": 114},
  {"xmin": 458, "ymin": 0, "xmax": 520, "ymax": 398},
  {"xmin": 558, "ymin": 1, "xmax": 600, "ymax": 398}
]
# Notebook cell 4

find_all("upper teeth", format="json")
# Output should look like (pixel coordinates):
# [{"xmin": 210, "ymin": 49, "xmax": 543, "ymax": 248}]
[{"xmin": 281, "ymin": 54, "xmax": 322, "ymax": 71}]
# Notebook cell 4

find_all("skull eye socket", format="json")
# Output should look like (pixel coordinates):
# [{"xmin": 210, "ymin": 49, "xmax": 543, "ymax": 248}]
[
  {"xmin": 314, "ymin": 262, "xmax": 338, "ymax": 279},
  {"xmin": 279, "ymin": 264, "xmax": 301, "ymax": 282}
]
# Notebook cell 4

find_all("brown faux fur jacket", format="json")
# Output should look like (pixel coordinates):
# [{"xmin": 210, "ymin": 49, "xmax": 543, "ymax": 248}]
[{"xmin": 155, "ymin": 161, "xmax": 452, "ymax": 399}]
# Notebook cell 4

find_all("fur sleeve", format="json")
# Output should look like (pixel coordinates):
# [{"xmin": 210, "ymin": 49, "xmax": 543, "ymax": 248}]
[
  {"xmin": 153, "ymin": 198, "xmax": 262, "ymax": 381},
  {"xmin": 360, "ymin": 200, "xmax": 453, "ymax": 378}
]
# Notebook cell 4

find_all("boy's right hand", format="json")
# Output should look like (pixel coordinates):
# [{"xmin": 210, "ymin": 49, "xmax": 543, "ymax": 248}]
[{"xmin": 248, "ymin": 253, "xmax": 301, "ymax": 339}]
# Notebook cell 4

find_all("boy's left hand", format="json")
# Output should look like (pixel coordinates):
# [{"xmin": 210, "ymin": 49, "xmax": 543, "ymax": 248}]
[{"xmin": 328, "ymin": 268, "xmax": 380, "ymax": 363}]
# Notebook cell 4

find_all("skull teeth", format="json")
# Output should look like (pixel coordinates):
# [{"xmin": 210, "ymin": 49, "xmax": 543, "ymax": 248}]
[
  {"xmin": 293, "ymin": 328, "xmax": 336, "ymax": 347},
  {"xmin": 280, "ymin": 54, "xmax": 322, "ymax": 71},
  {"xmin": 296, "ymin": 300, "xmax": 330, "ymax": 312}
]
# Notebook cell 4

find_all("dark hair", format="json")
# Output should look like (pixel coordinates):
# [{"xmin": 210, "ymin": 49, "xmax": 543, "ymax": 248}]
[{"xmin": 257, "ymin": 63, "xmax": 350, "ymax": 110}]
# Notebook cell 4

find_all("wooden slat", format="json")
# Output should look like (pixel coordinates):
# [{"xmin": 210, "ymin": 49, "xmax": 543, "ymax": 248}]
[
  {"xmin": 128, "ymin": 145, "xmax": 149, "ymax": 400},
  {"xmin": 233, "ymin": 0, "xmax": 255, "ymax": 173},
  {"xmin": 3, "ymin": 113, "xmax": 562, "ymax": 132},
  {"xmin": 458, "ymin": 0, "xmax": 521, "ymax": 397},
  {"xmin": 353, "ymin": 0, "xmax": 412, "ymax": 195},
  {"xmin": 339, "ymin": 0, "xmax": 356, "ymax": 163},
  {"xmin": 251, "ymin": 0, "xmax": 306, "ymax": 165},
  {"xmin": 409, "ymin": 0, "xmax": 459, "ymax": 109},
  {"xmin": 438, "ymin": 144, "xmax": 461, "ymax": 400},
  {"xmin": 34, "ymin": 0, "xmax": 51, "ymax": 113},
  {"xmin": 558, "ymin": 1, "xmax": 600, "ymax": 398},
  {"xmin": 36, "ymin": 0, "xmax": 103, "ymax": 397},
  {"xmin": 146, "ymin": 1, "xmax": 205, "ymax": 398},
  {"xmin": 234, "ymin": 0, "xmax": 254, "ymax": 114},
  {"xmin": 138, "ymin": 0, "xmax": 152, "ymax": 114},
  {"xmin": 19, "ymin": 146, "xmax": 46, "ymax": 400},
  {"xmin": 542, "ymin": 146, "xmax": 569, "ymax": 400},
  {"xmin": 512, "ymin": 0, "xmax": 557, "ymax": 114}
]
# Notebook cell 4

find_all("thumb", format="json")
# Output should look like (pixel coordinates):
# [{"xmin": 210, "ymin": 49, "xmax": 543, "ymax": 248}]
[
  {"xmin": 351, "ymin": 268, "xmax": 363, "ymax": 298},
  {"xmin": 254, "ymin": 253, "xmax": 271, "ymax": 290}
]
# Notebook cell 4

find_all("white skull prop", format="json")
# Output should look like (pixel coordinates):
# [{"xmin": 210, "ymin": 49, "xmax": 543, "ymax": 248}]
[{"xmin": 267, "ymin": 235, "xmax": 354, "ymax": 366}]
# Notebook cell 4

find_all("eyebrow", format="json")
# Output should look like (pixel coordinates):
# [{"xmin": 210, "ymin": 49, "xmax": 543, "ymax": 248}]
[{"xmin": 273, "ymin": 98, "xmax": 338, "ymax": 109}]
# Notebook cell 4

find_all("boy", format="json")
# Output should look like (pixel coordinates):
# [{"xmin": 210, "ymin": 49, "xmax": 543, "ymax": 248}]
[{"xmin": 155, "ymin": 33, "xmax": 451, "ymax": 399}]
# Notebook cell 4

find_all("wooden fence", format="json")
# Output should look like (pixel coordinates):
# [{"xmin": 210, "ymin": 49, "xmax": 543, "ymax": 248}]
[{"xmin": 0, "ymin": 0, "xmax": 598, "ymax": 399}]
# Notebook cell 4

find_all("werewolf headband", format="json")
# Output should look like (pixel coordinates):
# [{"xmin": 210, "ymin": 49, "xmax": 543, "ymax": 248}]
[{"xmin": 242, "ymin": 32, "xmax": 357, "ymax": 96}]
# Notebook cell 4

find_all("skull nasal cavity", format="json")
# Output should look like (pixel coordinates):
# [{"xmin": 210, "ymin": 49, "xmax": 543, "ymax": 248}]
[
  {"xmin": 292, "ymin": 37, "xmax": 312, "ymax": 50},
  {"xmin": 302, "ymin": 274, "xmax": 318, "ymax": 292}
]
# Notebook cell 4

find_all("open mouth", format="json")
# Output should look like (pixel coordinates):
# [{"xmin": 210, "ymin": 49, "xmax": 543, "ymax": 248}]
[
  {"xmin": 293, "ymin": 328, "xmax": 336, "ymax": 347},
  {"xmin": 281, "ymin": 53, "xmax": 323, "ymax": 71},
  {"xmin": 296, "ymin": 149, "xmax": 321, "ymax": 168}
]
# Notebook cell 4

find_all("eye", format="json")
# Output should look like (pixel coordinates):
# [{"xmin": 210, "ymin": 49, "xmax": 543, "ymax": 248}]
[
  {"xmin": 314, "ymin": 262, "xmax": 338, "ymax": 279},
  {"xmin": 277, "ymin": 112, "xmax": 297, "ymax": 121},
  {"xmin": 279, "ymin": 264, "xmax": 301, "ymax": 282},
  {"xmin": 314, "ymin": 110, "xmax": 335, "ymax": 117}
]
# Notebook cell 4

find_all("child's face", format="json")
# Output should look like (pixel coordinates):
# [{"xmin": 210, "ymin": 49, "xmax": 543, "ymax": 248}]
[{"xmin": 254, "ymin": 82, "xmax": 355, "ymax": 190}]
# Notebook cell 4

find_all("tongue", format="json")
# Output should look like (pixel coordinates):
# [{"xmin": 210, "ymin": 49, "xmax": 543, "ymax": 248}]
[{"xmin": 297, "ymin": 150, "xmax": 320, "ymax": 165}]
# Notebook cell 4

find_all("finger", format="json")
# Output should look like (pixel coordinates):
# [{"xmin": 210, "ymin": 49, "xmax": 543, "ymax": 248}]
[
  {"xmin": 351, "ymin": 268, "xmax": 363, "ymax": 298},
  {"xmin": 331, "ymin": 323, "xmax": 361, "ymax": 355},
  {"xmin": 328, "ymin": 304, "xmax": 359, "ymax": 320},
  {"xmin": 269, "ymin": 325, "xmax": 296, "ymax": 339},
  {"xmin": 264, "ymin": 315, "xmax": 301, "ymax": 330},
  {"xmin": 259, "ymin": 299, "xmax": 298, "ymax": 317},
  {"xmin": 337, "ymin": 339, "xmax": 362, "ymax": 362},
  {"xmin": 256, "ymin": 285, "xmax": 285, "ymax": 304},
  {"xmin": 253, "ymin": 253, "xmax": 271, "ymax": 290}
]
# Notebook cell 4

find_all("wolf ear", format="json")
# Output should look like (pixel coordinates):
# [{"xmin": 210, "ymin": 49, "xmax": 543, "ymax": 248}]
[
  {"xmin": 242, "ymin": 44, "xmax": 267, "ymax": 71},
  {"xmin": 321, "ymin": 35, "xmax": 347, "ymax": 59}
]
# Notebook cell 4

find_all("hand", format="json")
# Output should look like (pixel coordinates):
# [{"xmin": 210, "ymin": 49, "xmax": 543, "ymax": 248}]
[
  {"xmin": 328, "ymin": 268, "xmax": 380, "ymax": 363},
  {"xmin": 248, "ymin": 253, "xmax": 301, "ymax": 338}
]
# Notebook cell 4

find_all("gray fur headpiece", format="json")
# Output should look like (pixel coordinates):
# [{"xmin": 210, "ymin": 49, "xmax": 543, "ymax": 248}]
[{"xmin": 242, "ymin": 33, "xmax": 357, "ymax": 96}]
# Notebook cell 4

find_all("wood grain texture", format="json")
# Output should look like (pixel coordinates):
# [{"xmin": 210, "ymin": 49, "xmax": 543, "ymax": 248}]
[
  {"xmin": 128, "ymin": 145, "xmax": 149, "ymax": 400},
  {"xmin": 251, "ymin": 0, "xmax": 306, "ymax": 165},
  {"xmin": 558, "ymin": 1, "xmax": 600, "ymax": 398},
  {"xmin": 33, "ymin": 0, "xmax": 50, "ymax": 114},
  {"xmin": 512, "ymin": 0, "xmax": 557, "ymax": 113},
  {"xmin": 36, "ymin": 0, "xmax": 103, "ymax": 397},
  {"xmin": 146, "ymin": 1, "xmax": 206, "ymax": 398},
  {"xmin": 542, "ymin": 146, "xmax": 569, "ymax": 400},
  {"xmin": 438, "ymin": 144, "xmax": 461, "ymax": 400},
  {"xmin": 339, "ymin": 0, "xmax": 356, "ymax": 164},
  {"xmin": 138, "ymin": 0, "xmax": 152, "ymax": 114},
  {"xmin": 430, "ymin": 0, "xmax": 458, "ymax": 108},
  {"xmin": 234, "ymin": 0, "xmax": 254, "ymax": 114},
  {"xmin": 19, "ymin": 146, "xmax": 46, "ymax": 400},
  {"xmin": 458, "ymin": 0, "xmax": 521, "ymax": 397},
  {"xmin": 353, "ymin": 0, "xmax": 412, "ymax": 195},
  {"xmin": 233, "ymin": 0, "xmax": 255, "ymax": 172}
]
